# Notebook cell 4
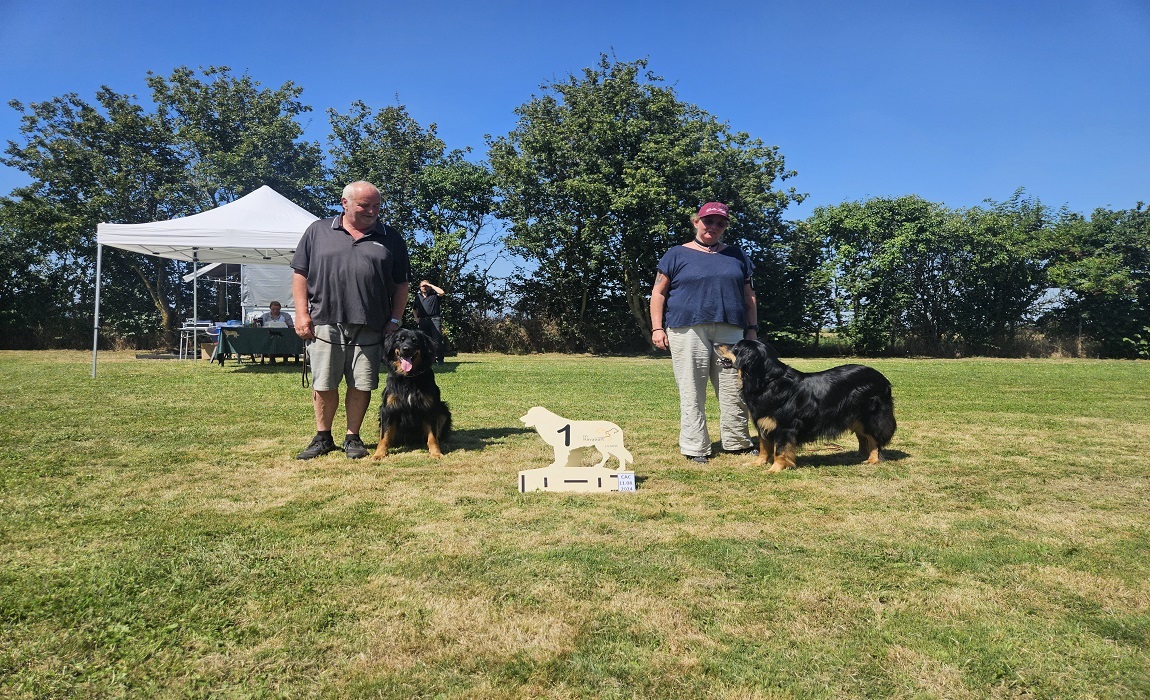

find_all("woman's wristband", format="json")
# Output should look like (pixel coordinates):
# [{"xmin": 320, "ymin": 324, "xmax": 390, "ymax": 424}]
[{"xmin": 652, "ymin": 328, "xmax": 664, "ymax": 333}]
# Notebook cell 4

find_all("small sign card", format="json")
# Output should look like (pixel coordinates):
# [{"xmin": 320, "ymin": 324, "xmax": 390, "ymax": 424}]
[{"xmin": 615, "ymin": 471, "xmax": 636, "ymax": 492}]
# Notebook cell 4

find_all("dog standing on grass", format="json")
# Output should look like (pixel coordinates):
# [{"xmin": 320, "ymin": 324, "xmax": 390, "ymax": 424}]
[
  {"xmin": 714, "ymin": 339, "xmax": 896, "ymax": 472},
  {"xmin": 372, "ymin": 328, "xmax": 452, "ymax": 459}
]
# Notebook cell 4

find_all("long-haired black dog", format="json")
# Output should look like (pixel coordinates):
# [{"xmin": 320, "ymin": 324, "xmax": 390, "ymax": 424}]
[
  {"xmin": 714, "ymin": 339, "xmax": 896, "ymax": 472},
  {"xmin": 372, "ymin": 328, "xmax": 452, "ymax": 459}
]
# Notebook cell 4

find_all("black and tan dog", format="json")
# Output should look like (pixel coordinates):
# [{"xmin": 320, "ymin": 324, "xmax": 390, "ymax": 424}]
[
  {"xmin": 715, "ymin": 339, "xmax": 896, "ymax": 472},
  {"xmin": 372, "ymin": 328, "xmax": 452, "ymax": 459}
]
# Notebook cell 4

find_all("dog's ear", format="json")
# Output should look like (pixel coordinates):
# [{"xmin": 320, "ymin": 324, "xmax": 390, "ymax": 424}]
[
  {"xmin": 734, "ymin": 341, "xmax": 767, "ymax": 371},
  {"xmin": 382, "ymin": 330, "xmax": 398, "ymax": 356},
  {"xmin": 416, "ymin": 330, "xmax": 433, "ymax": 357}
]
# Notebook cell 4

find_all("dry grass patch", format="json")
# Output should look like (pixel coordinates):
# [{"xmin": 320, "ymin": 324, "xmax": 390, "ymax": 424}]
[
  {"xmin": 352, "ymin": 584, "xmax": 581, "ymax": 672},
  {"xmin": 1026, "ymin": 565, "xmax": 1150, "ymax": 613},
  {"xmin": 884, "ymin": 645, "xmax": 975, "ymax": 699}
]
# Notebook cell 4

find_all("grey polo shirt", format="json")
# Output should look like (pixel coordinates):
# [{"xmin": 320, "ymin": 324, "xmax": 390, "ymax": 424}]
[{"xmin": 290, "ymin": 215, "xmax": 411, "ymax": 330}]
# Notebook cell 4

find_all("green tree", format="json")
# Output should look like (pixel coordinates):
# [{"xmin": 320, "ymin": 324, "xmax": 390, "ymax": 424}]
[
  {"xmin": 808, "ymin": 195, "xmax": 966, "ymax": 354},
  {"xmin": 488, "ymin": 54, "xmax": 803, "ymax": 352},
  {"xmin": 0, "ymin": 195, "xmax": 85, "ymax": 348},
  {"xmin": 411, "ymin": 156, "xmax": 502, "ymax": 338},
  {"xmin": 1, "ymin": 67, "xmax": 326, "ymax": 348},
  {"xmin": 1045, "ymin": 203, "xmax": 1150, "ymax": 357},
  {"xmin": 327, "ymin": 101, "xmax": 445, "ymax": 223},
  {"xmin": 1, "ymin": 88, "xmax": 193, "ymax": 347},
  {"xmin": 328, "ymin": 102, "xmax": 502, "ymax": 340},
  {"xmin": 413, "ymin": 156, "xmax": 500, "ymax": 285},
  {"xmin": 147, "ymin": 66, "xmax": 326, "ymax": 214},
  {"xmin": 809, "ymin": 192, "xmax": 1057, "ymax": 356},
  {"xmin": 767, "ymin": 220, "xmax": 835, "ymax": 347},
  {"xmin": 952, "ymin": 191, "xmax": 1052, "ymax": 354}
]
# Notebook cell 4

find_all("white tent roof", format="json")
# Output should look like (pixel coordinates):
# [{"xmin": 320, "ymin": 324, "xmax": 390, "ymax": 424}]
[{"xmin": 96, "ymin": 185, "xmax": 321, "ymax": 265}]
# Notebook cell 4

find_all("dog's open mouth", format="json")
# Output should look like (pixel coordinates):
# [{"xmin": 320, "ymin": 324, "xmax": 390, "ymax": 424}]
[{"xmin": 394, "ymin": 349, "xmax": 419, "ymax": 373}]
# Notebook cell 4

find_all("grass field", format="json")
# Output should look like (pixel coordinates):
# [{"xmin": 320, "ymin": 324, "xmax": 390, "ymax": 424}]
[{"xmin": 1, "ymin": 350, "xmax": 1148, "ymax": 699}]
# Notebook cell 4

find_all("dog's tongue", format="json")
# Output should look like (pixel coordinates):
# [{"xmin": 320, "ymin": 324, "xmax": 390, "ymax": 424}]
[{"xmin": 400, "ymin": 357, "xmax": 413, "ymax": 373}]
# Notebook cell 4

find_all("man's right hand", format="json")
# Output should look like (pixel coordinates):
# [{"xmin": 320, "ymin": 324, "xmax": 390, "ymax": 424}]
[{"xmin": 295, "ymin": 312, "xmax": 315, "ymax": 341}]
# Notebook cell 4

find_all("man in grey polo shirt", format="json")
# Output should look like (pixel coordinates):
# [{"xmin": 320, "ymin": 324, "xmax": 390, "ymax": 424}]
[{"xmin": 291, "ymin": 181, "xmax": 411, "ymax": 459}]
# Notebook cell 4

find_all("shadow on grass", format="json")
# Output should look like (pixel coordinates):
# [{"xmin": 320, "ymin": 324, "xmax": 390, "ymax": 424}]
[
  {"xmin": 367, "ymin": 426, "xmax": 535, "ymax": 455},
  {"xmin": 219, "ymin": 359, "xmax": 304, "ymax": 371},
  {"xmin": 797, "ymin": 446, "xmax": 910, "ymax": 469},
  {"xmin": 445, "ymin": 426, "xmax": 534, "ymax": 452}
]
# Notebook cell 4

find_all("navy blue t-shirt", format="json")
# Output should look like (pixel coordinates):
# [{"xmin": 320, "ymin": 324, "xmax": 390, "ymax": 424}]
[{"xmin": 657, "ymin": 245, "xmax": 754, "ymax": 329}]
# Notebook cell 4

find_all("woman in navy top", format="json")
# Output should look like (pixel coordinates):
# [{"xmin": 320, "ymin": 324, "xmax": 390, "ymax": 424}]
[{"xmin": 650, "ymin": 202, "xmax": 759, "ymax": 463}]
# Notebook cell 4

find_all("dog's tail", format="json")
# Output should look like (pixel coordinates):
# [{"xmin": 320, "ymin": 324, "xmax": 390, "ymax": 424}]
[{"xmin": 617, "ymin": 447, "xmax": 634, "ymax": 469}]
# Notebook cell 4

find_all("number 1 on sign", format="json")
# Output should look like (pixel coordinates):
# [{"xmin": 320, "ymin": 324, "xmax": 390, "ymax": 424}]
[{"xmin": 557, "ymin": 424, "xmax": 571, "ymax": 447}]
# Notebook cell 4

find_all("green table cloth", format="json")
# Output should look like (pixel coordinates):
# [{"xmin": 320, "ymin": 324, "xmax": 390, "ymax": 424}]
[{"xmin": 211, "ymin": 326, "xmax": 303, "ymax": 365}]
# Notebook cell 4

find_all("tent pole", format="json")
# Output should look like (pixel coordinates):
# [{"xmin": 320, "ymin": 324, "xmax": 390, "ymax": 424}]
[
  {"xmin": 91, "ymin": 243, "xmax": 103, "ymax": 378},
  {"xmin": 192, "ymin": 253, "xmax": 199, "ymax": 360}
]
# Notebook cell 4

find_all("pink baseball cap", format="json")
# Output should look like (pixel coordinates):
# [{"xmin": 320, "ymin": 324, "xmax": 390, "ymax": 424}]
[{"xmin": 697, "ymin": 202, "xmax": 729, "ymax": 219}]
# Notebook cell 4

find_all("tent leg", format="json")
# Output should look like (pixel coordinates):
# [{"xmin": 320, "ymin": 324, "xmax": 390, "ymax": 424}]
[
  {"xmin": 192, "ymin": 259, "xmax": 198, "ymax": 360},
  {"xmin": 91, "ymin": 244, "xmax": 103, "ymax": 378}
]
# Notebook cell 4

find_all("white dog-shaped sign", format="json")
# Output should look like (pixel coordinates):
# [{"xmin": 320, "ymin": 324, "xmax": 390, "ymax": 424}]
[{"xmin": 520, "ymin": 406, "xmax": 634, "ymax": 469}]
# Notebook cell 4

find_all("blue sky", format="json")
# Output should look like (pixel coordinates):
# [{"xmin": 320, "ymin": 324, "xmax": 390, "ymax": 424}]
[{"xmin": 1, "ymin": 0, "xmax": 1147, "ymax": 221}]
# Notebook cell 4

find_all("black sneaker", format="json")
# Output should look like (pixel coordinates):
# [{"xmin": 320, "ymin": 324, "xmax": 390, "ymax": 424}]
[
  {"xmin": 684, "ymin": 454, "xmax": 710, "ymax": 464},
  {"xmin": 343, "ymin": 434, "xmax": 368, "ymax": 459},
  {"xmin": 296, "ymin": 434, "xmax": 337, "ymax": 460}
]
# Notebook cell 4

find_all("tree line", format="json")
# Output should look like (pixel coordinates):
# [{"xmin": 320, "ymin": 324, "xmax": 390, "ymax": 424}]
[{"xmin": 2, "ymin": 58, "xmax": 1146, "ymax": 358}]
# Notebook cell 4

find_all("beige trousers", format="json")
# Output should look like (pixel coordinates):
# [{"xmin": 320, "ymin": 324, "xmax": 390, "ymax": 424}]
[{"xmin": 667, "ymin": 323, "xmax": 754, "ymax": 457}]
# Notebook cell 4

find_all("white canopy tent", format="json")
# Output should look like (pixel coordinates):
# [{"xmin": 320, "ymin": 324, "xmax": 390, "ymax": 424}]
[{"xmin": 92, "ymin": 185, "xmax": 320, "ymax": 376}]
